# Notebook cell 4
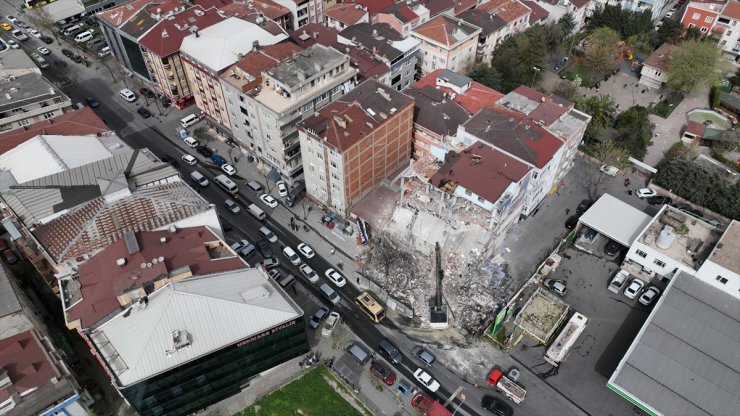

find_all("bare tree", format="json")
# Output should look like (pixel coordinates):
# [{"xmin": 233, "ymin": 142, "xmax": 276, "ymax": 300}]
[
  {"xmin": 25, "ymin": 7, "xmax": 60, "ymax": 44},
  {"xmin": 587, "ymin": 140, "xmax": 631, "ymax": 198}
]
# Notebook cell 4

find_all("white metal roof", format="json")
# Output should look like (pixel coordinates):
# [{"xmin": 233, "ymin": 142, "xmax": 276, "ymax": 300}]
[
  {"xmin": 90, "ymin": 269, "xmax": 302, "ymax": 387},
  {"xmin": 579, "ymin": 193, "xmax": 653, "ymax": 246},
  {"xmin": 180, "ymin": 17, "xmax": 288, "ymax": 71},
  {"xmin": 0, "ymin": 135, "xmax": 113, "ymax": 184}
]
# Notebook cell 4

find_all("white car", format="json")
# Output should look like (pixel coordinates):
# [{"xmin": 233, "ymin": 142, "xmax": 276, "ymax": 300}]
[
  {"xmin": 325, "ymin": 268, "xmax": 347, "ymax": 287},
  {"xmin": 413, "ymin": 369, "xmax": 440, "ymax": 392},
  {"xmin": 297, "ymin": 243, "xmax": 315, "ymax": 258},
  {"xmin": 120, "ymin": 88, "xmax": 137, "ymax": 102},
  {"xmin": 259, "ymin": 194, "xmax": 278, "ymax": 208},
  {"xmin": 624, "ymin": 279, "xmax": 644, "ymax": 299},
  {"xmin": 599, "ymin": 165, "xmax": 619, "ymax": 177},
  {"xmin": 6, "ymin": 15, "xmax": 18, "ymax": 23},
  {"xmin": 182, "ymin": 154, "xmax": 197, "ymax": 166},
  {"xmin": 183, "ymin": 137, "xmax": 199, "ymax": 148},
  {"xmin": 28, "ymin": 28, "xmax": 41, "ymax": 38},
  {"xmin": 221, "ymin": 164, "xmax": 236, "ymax": 176},
  {"xmin": 635, "ymin": 188, "xmax": 656, "ymax": 198},
  {"xmin": 665, "ymin": 10, "xmax": 674, "ymax": 18},
  {"xmin": 277, "ymin": 180, "xmax": 288, "ymax": 197},
  {"xmin": 321, "ymin": 311, "xmax": 340, "ymax": 337},
  {"xmin": 639, "ymin": 286, "xmax": 661, "ymax": 306},
  {"xmin": 11, "ymin": 30, "xmax": 27, "ymax": 41},
  {"xmin": 7, "ymin": 39, "xmax": 19, "ymax": 49},
  {"xmin": 36, "ymin": 47, "xmax": 50, "ymax": 55},
  {"xmin": 299, "ymin": 264, "xmax": 319, "ymax": 283}
]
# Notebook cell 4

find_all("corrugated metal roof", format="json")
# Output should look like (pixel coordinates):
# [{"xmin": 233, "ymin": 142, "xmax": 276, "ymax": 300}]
[
  {"xmin": 578, "ymin": 193, "xmax": 653, "ymax": 246},
  {"xmin": 609, "ymin": 272, "xmax": 740, "ymax": 416},
  {"xmin": 91, "ymin": 270, "xmax": 302, "ymax": 387}
]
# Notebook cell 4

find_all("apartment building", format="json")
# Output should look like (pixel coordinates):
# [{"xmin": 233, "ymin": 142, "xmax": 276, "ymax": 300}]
[
  {"xmin": 0, "ymin": 72, "xmax": 72, "ymax": 133},
  {"xmin": 273, "ymin": 0, "xmax": 324, "ymax": 29},
  {"xmin": 230, "ymin": 44, "xmax": 357, "ymax": 182},
  {"xmin": 298, "ymin": 79, "xmax": 414, "ymax": 215},
  {"xmin": 477, "ymin": 0, "xmax": 532, "ymax": 38},
  {"xmin": 139, "ymin": 5, "xmax": 224, "ymax": 109},
  {"xmin": 457, "ymin": 8, "xmax": 507, "ymax": 63},
  {"xmin": 217, "ymin": 0, "xmax": 292, "ymax": 31},
  {"xmin": 639, "ymin": 43, "xmax": 676, "ymax": 89},
  {"xmin": 180, "ymin": 17, "xmax": 288, "ymax": 130},
  {"xmin": 325, "ymin": 1, "xmax": 369, "ymax": 30},
  {"xmin": 373, "ymin": 0, "xmax": 431, "ymax": 37},
  {"xmin": 411, "ymin": 14, "xmax": 481, "ymax": 75},
  {"xmin": 681, "ymin": 0, "xmax": 740, "ymax": 60},
  {"xmin": 337, "ymin": 22, "xmax": 420, "ymax": 90}
]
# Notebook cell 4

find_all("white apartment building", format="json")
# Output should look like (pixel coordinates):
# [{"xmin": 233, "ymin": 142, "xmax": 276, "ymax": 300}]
[
  {"xmin": 274, "ymin": 0, "xmax": 323, "ymax": 29},
  {"xmin": 411, "ymin": 14, "xmax": 481, "ymax": 76}
]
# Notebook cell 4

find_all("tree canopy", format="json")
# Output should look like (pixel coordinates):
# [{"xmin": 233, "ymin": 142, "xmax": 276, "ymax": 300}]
[
  {"xmin": 655, "ymin": 19, "xmax": 684, "ymax": 46},
  {"xmin": 584, "ymin": 27, "xmax": 621, "ymax": 72},
  {"xmin": 469, "ymin": 63, "xmax": 503, "ymax": 92},
  {"xmin": 489, "ymin": 25, "xmax": 547, "ymax": 92},
  {"xmin": 575, "ymin": 95, "xmax": 617, "ymax": 143},
  {"xmin": 588, "ymin": 4, "xmax": 653, "ymax": 38},
  {"xmin": 614, "ymin": 105, "xmax": 652, "ymax": 160},
  {"xmin": 666, "ymin": 39, "xmax": 726, "ymax": 93}
]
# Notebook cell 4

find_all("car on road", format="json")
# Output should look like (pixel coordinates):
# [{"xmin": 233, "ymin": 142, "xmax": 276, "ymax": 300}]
[
  {"xmin": 61, "ymin": 49, "xmax": 75, "ymax": 58},
  {"xmin": 86, "ymin": 96, "xmax": 99, "ymax": 108},
  {"xmin": 69, "ymin": 54, "xmax": 83, "ymax": 63},
  {"xmin": 299, "ymin": 264, "xmax": 319, "ymax": 283},
  {"xmin": 297, "ymin": 243, "xmax": 315, "ymax": 258},
  {"xmin": 635, "ymin": 188, "xmax": 656, "ymax": 198},
  {"xmin": 276, "ymin": 180, "xmax": 288, "ymax": 197},
  {"xmin": 565, "ymin": 215, "xmax": 578, "ymax": 229},
  {"xmin": 119, "ymin": 88, "xmax": 137, "ymax": 102},
  {"xmin": 256, "ymin": 240, "xmax": 272, "ymax": 258},
  {"xmin": 136, "ymin": 107, "xmax": 153, "ymax": 118},
  {"xmin": 647, "ymin": 195, "xmax": 672, "ymax": 205},
  {"xmin": 183, "ymin": 137, "xmax": 199, "ymax": 148},
  {"xmin": 224, "ymin": 198, "xmax": 240, "ymax": 214},
  {"xmin": 481, "ymin": 395, "xmax": 513, "ymax": 416},
  {"xmin": 309, "ymin": 307, "xmax": 329, "ymax": 329},
  {"xmin": 411, "ymin": 345, "xmax": 436, "ymax": 367},
  {"xmin": 325, "ymin": 268, "xmax": 347, "ymax": 287},
  {"xmin": 11, "ymin": 30, "xmax": 27, "ymax": 40},
  {"xmin": 2, "ymin": 249, "xmax": 18, "ymax": 265},
  {"xmin": 544, "ymin": 278, "xmax": 567, "ymax": 296},
  {"xmin": 40, "ymin": 35, "xmax": 53, "ymax": 44},
  {"xmin": 599, "ymin": 165, "xmax": 619, "ymax": 176},
  {"xmin": 36, "ymin": 47, "xmax": 50, "ymax": 55},
  {"xmin": 5, "ymin": 16, "xmax": 18, "ymax": 23},
  {"xmin": 160, "ymin": 155, "xmax": 179, "ymax": 168},
  {"xmin": 413, "ymin": 369, "xmax": 440, "ymax": 392},
  {"xmin": 196, "ymin": 146, "xmax": 212, "ymax": 157},
  {"xmin": 260, "ymin": 258, "xmax": 280, "ymax": 270},
  {"xmin": 576, "ymin": 199, "xmax": 592, "ymax": 215},
  {"xmin": 624, "ymin": 279, "xmax": 644, "ymax": 299},
  {"xmin": 267, "ymin": 269, "xmax": 281, "ymax": 279},
  {"xmin": 639, "ymin": 286, "xmax": 661, "ymax": 306},
  {"xmin": 220, "ymin": 164, "xmax": 236, "ymax": 176},
  {"xmin": 665, "ymin": 10, "xmax": 674, "ymax": 18},
  {"xmin": 604, "ymin": 239, "xmax": 621, "ymax": 256},
  {"xmin": 259, "ymin": 194, "xmax": 278, "ymax": 208},
  {"xmin": 230, "ymin": 240, "xmax": 250, "ymax": 253},
  {"xmin": 259, "ymin": 226, "xmax": 278, "ymax": 243},
  {"xmin": 6, "ymin": 39, "xmax": 19, "ymax": 49},
  {"xmin": 321, "ymin": 311, "xmax": 340, "ymax": 337},
  {"xmin": 370, "ymin": 361, "xmax": 396, "ymax": 386},
  {"xmin": 182, "ymin": 154, "xmax": 197, "ymax": 166},
  {"xmin": 1, "ymin": 23, "xmax": 12, "ymax": 31},
  {"xmin": 28, "ymin": 28, "xmax": 41, "ymax": 38}
]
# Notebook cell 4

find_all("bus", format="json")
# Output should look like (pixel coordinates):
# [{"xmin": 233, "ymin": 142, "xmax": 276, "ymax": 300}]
[
  {"xmin": 355, "ymin": 291, "xmax": 385, "ymax": 323},
  {"xmin": 544, "ymin": 312, "xmax": 588, "ymax": 366}
]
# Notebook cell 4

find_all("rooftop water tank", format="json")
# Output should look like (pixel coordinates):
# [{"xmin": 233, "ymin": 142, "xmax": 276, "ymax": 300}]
[{"xmin": 656, "ymin": 225, "xmax": 676, "ymax": 250}]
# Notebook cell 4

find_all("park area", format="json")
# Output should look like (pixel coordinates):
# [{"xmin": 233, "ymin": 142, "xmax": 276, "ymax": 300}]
[{"xmin": 235, "ymin": 367, "xmax": 367, "ymax": 416}]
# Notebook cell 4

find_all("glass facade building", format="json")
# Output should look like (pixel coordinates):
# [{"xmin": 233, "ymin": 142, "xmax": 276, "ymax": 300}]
[{"xmin": 119, "ymin": 317, "xmax": 309, "ymax": 416}]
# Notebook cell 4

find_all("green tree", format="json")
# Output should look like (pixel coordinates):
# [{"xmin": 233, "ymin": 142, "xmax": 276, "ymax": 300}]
[
  {"xmin": 729, "ymin": 66, "xmax": 740, "ymax": 92},
  {"xmin": 589, "ymin": 4, "xmax": 653, "ymax": 38},
  {"xmin": 584, "ymin": 27, "xmax": 621, "ymax": 72},
  {"xmin": 666, "ymin": 39, "xmax": 725, "ymax": 93},
  {"xmin": 614, "ymin": 105, "xmax": 652, "ymax": 159},
  {"xmin": 552, "ymin": 80, "xmax": 579, "ymax": 102},
  {"xmin": 684, "ymin": 26, "xmax": 703, "ymax": 40},
  {"xmin": 469, "ymin": 63, "xmax": 503, "ymax": 92},
  {"xmin": 557, "ymin": 12, "xmax": 576, "ymax": 39},
  {"xmin": 655, "ymin": 19, "xmax": 684, "ymax": 45},
  {"xmin": 576, "ymin": 95, "xmax": 617, "ymax": 142},
  {"xmin": 626, "ymin": 32, "xmax": 652, "ymax": 54},
  {"xmin": 25, "ymin": 6, "xmax": 60, "ymax": 44},
  {"xmin": 490, "ymin": 25, "xmax": 548, "ymax": 92}
]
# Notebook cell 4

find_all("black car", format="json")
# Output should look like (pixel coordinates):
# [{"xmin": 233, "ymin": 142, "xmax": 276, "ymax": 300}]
[
  {"xmin": 565, "ymin": 215, "xmax": 579, "ymax": 229},
  {"xmin": 86, "ymin": 97, "xmax": 99, "ymax": 108},
  {"xmin": 196, "ymin": 146, "xmax": 213, "ymax": 157},
  {"xmin": 309, "ymin": 307, "xmax": 329, "ymax": 329},
  {"xmin": 70, "ymin": 54, "xmax": 83, "ymax": 64},
  {"xmin": 481, "ymin": 395, "xmax": 512, "ymax": 416},
  {"xmin": 136, "ymin": 107, "xmax": 153, "ymax": 118},
  {"xmin": 61, "ymin": 48, "xmax": 74, "ymax": 58},
  {"xmin": 160, "ymin": 155, "xmax": 179, "ymax": 168},
  {"xmin": 40, "ymin": 35, "xmax": 53, "ymax": 44},
  {"xmin": 647, "ymin": 195, "xmax": 672, "ymax": 206},
  {"xmin": 161, "ymin": 97, "xmax": 172, "ymax": 108},
  {"xmin": 256, "ymin": 239, "xmax": 272, "ymax": 258},
  {"xmin": 605, "ymin": 239, "xmax": 622, "ymax": 256},
  {"xmin": 139, "ymin": 87, "xmax": 155, "ymax": 99},
  {"xmin": 576, "ymin": 199, "xmax": 592, "ymax": 215}
]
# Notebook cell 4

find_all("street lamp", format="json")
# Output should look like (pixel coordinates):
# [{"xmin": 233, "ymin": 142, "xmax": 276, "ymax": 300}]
[{"xmin": 531, "ymin": 66, "xmax": 540, "ymax": 88}]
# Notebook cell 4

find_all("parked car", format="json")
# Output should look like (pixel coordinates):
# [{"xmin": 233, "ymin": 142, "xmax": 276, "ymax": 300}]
[
  {"xmin": 321, "ymin": 311, "xmax": 340, "ymax": 337},
  {"xmin": 576, "ymin": 199, "xmax": 592, "ymax": 215},
  {"xmin": 2, "ymin": 249, "xmax": 18, "ymax": 265},
  {"xmin": 5, "ymin": 15, "xmax": 18, "ymax": 23},
  {"xmin": 639, "ymin": 286, "xmax": 661, "ymax": 306},
  {"xmin": 160, "ymin": 155, "xmax": 179, "ymax": 168},
  {"xmin": 297, "ymin": 243, "xmax": 315, "ymax": 258},
  {"xmin": 196, "ymin": 146, "xmax": 213, "ymax": 157},
  {"xmin": 370, "ymin": 361, "xmax": 397, "ymax": 386},
  {"xmin": 86, "ymin": 96, "xmax": 99, "ymax": 108},
  {"xmin": 183, "ymin": 137, "xmax": 199, "ymax": 148},
  {"xmin": 36, "ymin": 46, "xmax": 50, "ymax": 55},
  {"xmin": 604, "ymin": 239, "xmax": 622, "ymax": 256},
  {"xmin": 277, "ymin": 180, "xmax": 288, "ymax": 197},
  {"xmin": 325, "ymin": 268, "xmax": 347, "ymax": 287},
  {"xmin": 61, "ymin": 48, "xmax": 75, "ymax": 58},
  {"xmin": 136, "ymin": 107, "xmax": 153, "ymax": 118},
  {"xmin": 636, "ymin": 188, "xmax": 657, "ymax": 198},
  {"xmin": 267, "ymin": 269, "xmax": 281, "ymax": 279},
  {"xmin": 181, "ymin": 154, "xmax": 197, "ymax": 166},
  {"xmin": 411, "ymin": 345, "xmax": 436, "ymax": 367},
  {"xmin": 11, "ymin": 30, "xmax": 27, "ymax": 40},
  {"xmin": 6, "ymin": 39, "xmax": 19, "ymax": 49},
  {"xmin": 413, "ymin": 369, "xmax": 440, "ymax": 392},
  {"xmin": 481, "ymin": 395, "xmax": 513, "ymax": 416},
  {"xmin": 599, "ymin": 165, "xmax": 619, "ymax": 176},
  {"xmin": 544, "ymin": 278, "xmax": 567, "ymax": 296},
  {"xmin": 260, "ymin": 194, "xmax": 278, "ymax": 208},
  {"xmin": 230, "ymin": 239, "xmax": 250, "ymax": 253},
  {"xmin": 309, "ymin": 307, "xmax": 329, "ymax": 329},
  {"xmin": 256, "ymin": 240, "xmax": 273, "ymax": 258},
  {"xmin": 27, "ymin": 28, "xmax": 41, "ymax": 38},
  {"xmin": 624, "ymin": 279, "xmax": 644, "ymax": 299},
  {"xmin": 647, "ymin": 195, "xmax": 672, "ymax": 205},
  {"xmin": 210, "ymin": 154, "xmax": 226, "ymax": 166},
  {"xmin": 40, "ymin": 35, "xmax": 53, "ymax": 44},
  {"xmin": 0, "ymin": 22, "xmax": 11, "ymax": 31},
  {"xmin": 224, "ymin": 198, "xmax": 240, "ymax": 214},
  {"xmin": 565, "ymin": 215, "xmax": 579, "ymax": 230},
  {"xmin": 119, "ymin": 88, "xmax": 137, "ymax": 102},
  {"xmin": 299, "ymin": 264, "xmax": 319, "ymax": 283},
  {"xmin": 260, "ymin": 258, "xmax": 280, "ymax": 270},
  {"xmin": 220, "ymin": 164, "xmax": 236, "ymax": 176},
  {"xmin": 608, "ymin": 270, "xmax": 629, "ymax": 293}
]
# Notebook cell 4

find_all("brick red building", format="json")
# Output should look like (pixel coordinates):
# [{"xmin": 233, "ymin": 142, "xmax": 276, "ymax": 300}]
[
  {"xmin": 298, "ymin": 79, "xmax": 414, "ymax": 215},
  {"xmin": 680, "ymin": 0, "xmax": 725, "ymax": 34}
]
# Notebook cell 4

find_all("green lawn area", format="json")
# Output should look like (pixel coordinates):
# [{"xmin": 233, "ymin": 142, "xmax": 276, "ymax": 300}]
[
  {"xmin": 562, "ymin": 63, "xmax": 598, "ymax": 88},
  {"xmin": 236, "ymin": 366, "xmax": 363, "ymax": 416}
]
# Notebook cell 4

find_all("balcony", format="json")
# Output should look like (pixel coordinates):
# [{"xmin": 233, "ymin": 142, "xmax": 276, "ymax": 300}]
[
  {"xmin": 163, "ymin": 63, "xmax": 171, "ymax": 70},
  {"xmin": 283, "ymin": 138, "xmax": 300, "ymax": 153},
  {"xmin": 283, "ymin": 149, "xmax": 301, "ymax": 162}
]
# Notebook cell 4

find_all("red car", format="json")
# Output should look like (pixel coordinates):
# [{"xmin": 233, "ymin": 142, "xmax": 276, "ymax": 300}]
[
  {"xmin": 2, "ymin": 249, "xmax": 18, "ymax": 265},
  {"xmin": 370, "ymin": 360, "xmax": 396, "ymax": 386}
]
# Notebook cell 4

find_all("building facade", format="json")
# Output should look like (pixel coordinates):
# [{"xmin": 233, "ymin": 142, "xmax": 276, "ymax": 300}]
[
  {"xmin": 373, "ymin": 0, "xmax": 430, "ymax": 37},
  {"xmin": 0, "ymin": 73, "xmax": 72, "ymax": 133},
  {"xmin": 681, "ymin": 0, "xmax": 740, "ymax": 61},
  {"xmin": 411, "ymin": 14, "xmax": 481, "ymax": 76},
  {"xmin": 274, "ymin": 0, "xmax": 324, "ymax": 29},
  {"xmin": 324, "ymin": 1, "xmax": 369, "ymax": 30},
  {"xmin": 639, "ymin": 42, "xmax": 675, "ymax": 89},
  {"xmin": 298, "ymin": 79, "xmax": 414, "ymax": 215}
]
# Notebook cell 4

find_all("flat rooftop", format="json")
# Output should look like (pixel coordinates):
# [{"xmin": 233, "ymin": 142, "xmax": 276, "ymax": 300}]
[
  {"xmin": 706, "ymin": 220, "xmax": 740, "ymax": 275},
  {"xmin": 0, "ymin": 73, "xmax": 67, "ymax": 113},
  {"xmin": 267, "ymin": 45, "xmax": 347, "ymax": 91}
]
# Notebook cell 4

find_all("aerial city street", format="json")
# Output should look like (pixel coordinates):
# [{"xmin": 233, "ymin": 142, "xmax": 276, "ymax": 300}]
[{"xmin": 0, "ymin": 0, "xmax": 738, "ymax": 416}]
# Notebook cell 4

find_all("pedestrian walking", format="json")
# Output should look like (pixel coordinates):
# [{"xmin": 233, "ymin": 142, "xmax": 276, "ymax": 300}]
[
  {"xmin": 624, "ymin": 178, "xmax": 631, "ymax": 187},
  {"xmin": 330, "ymin": 248, "xmax": 335, "ymax": 255},
  {"xmin": 565, "ymin": 208, "xmax": 570, "ymax": 215}
]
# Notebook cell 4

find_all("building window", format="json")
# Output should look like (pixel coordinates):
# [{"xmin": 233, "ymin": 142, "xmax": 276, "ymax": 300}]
[
  {"xmin": 692, "ymin": 13, "xmax": 700, "ymax": 20},
  {"xmin": 653, "ymin": 259, "xmax": 666, "ymax": 268},
  {"xmin": 477, "ymin": 196, "xmax": 485, "ymax": 203},
  {"xmin": 701, "ymin": 27, "xmax": 709, "ymax": 33},
  {"xmin": 705, "ymin": 16, "xmax": 713, "ymax": 23},
  {"xmin": 635, "ymin": 249, "xmax": 647, "ymax": 258},
  {"xmin": 715, "ymin": 275, "xmax": 728, "ymax": 284},
  {"xmin": 464, "ymin": 189, "xmax": 472, "ymax": 196},
  {"xmin": 43, "ymin": 112, "xmax": 55, "ymax": 119}
]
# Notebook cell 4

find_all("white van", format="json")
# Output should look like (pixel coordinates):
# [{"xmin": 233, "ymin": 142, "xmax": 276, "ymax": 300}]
[
  {"xmin": 98, "ymin": 46, "xmax": 111, "ymax": 58},
  {"xmin": 282, "ymin": 246, "xmax": 301, "ymax": 266},
  {"xmin": 190, "ymin": 171, "xmax": 209, "ymax": 187},
  {"xmin": 119, "ymin": 88, "xmax": 136, "ymax": 102},
  {"xmin": 258, "ymin": 226, "xmax": 278, "ymax": 243},
  {"xmin": 214, "ymin": 174, "xmax": 238, "ymax": 194},
  {"xmin": 74, "ymin": 31, "xmax": 93, "ymax": 43},
  {"xmin": 63, "ymin": 24, "xmax": 80, "ymax": 36},
  {"xmin": 247, "ymin": 204, "xmax": 266, "ymax": 220},
  {"xmin": 180, "ymin": 114, "xmax": 200, "ymax": 128}
]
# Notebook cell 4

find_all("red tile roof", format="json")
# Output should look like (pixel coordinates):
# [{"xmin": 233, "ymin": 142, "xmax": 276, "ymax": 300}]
[
  {"xmin": 234, "ymin": 43, "xmax": 303, "ymax": 77},
  {"xmin": 685, "ymin": 121, "xmax": 706, "ymax": 137},
  {"xmin": 66, "ymin": 226, "xmax": 246, "ymax": 329},
  {"xmin": 521, "ymin": 0, "xmax": 548, "ymax": 23},
  {"xmin": 340, "ymin": 44, "xmax": 389, "ymax": 81},
  {"xmin": 412, "ymin": 69, "xmax": 504, "ymax": 114},
  {"xmin": 288, "ymin": 23, "xmax": 339, "ymax": 48},
  {"xmin": 478, "ymin": 0, "xmax": 531, "ymax": 24},
  {"xmin": 412, "ymin": 14, "xmax": 480, "ymax": 46},
  {"xmin": 218, "ymin": 0, "xmax": 290, "ymax": 20},
  {"xmin": 569, "ymin": 0, "xmax": 591, "ymax": 9},
  {"xmin": 0, "ymin": 330, "xmax": 56, "ymax": 396},
  {"xmin": 722, "ymin": 0, "xmax": 740, "ymax": 20},
  {"xmin": 0, "ymin": 108, "xmax": 109, "ymax": 155},
  {"xmin": 326, "ymin": 2, "xmax": 368, "ymax": 26},
  {"xmin": 453, "ymin": 0, "xmax": 478, "ymax": 15},
  {"xmin": 643, "ymin": 42, "xmax": 676, "ymax": 72},
  {"xmin": 431, "ymin": 141, "xmax": 530, "ymax": 204},
  {"xmin": 353, "ymin": 0, "xmax": 395, "ymax": 15},
  {"xmin": 99, "ymin": 0, "xmax": 159, "ymax": 28},
  {"xmin": 146, "ymin": 0, "xmax": 183, "ymax": 15},
  {"xmin": 139, "ymin": 6, "xmax": 225, "ymax": 57}
]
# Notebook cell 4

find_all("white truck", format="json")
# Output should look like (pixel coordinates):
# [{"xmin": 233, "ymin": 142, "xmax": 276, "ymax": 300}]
[
  {"xmin": 608, "ymin": 270, "xmax": 630, "ymax": 293},
  {"xmin": 487, "ymin": 368, "xmax": 527, "ymax": 404}
]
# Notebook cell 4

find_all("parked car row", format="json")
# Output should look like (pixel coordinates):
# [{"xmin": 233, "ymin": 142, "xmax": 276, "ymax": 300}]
[{"xmin": 613, "ymin": 274, "xmax": 661, "ymax": 306}]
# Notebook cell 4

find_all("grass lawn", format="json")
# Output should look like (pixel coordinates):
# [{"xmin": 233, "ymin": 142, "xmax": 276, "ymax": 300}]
[
  {"xmin": 562, "ymin": 63, "xmax": 598, "ymax": 88},
  {"xmin": 236, "ymin": 366, "xmax": 363, "ymax": 416}
]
